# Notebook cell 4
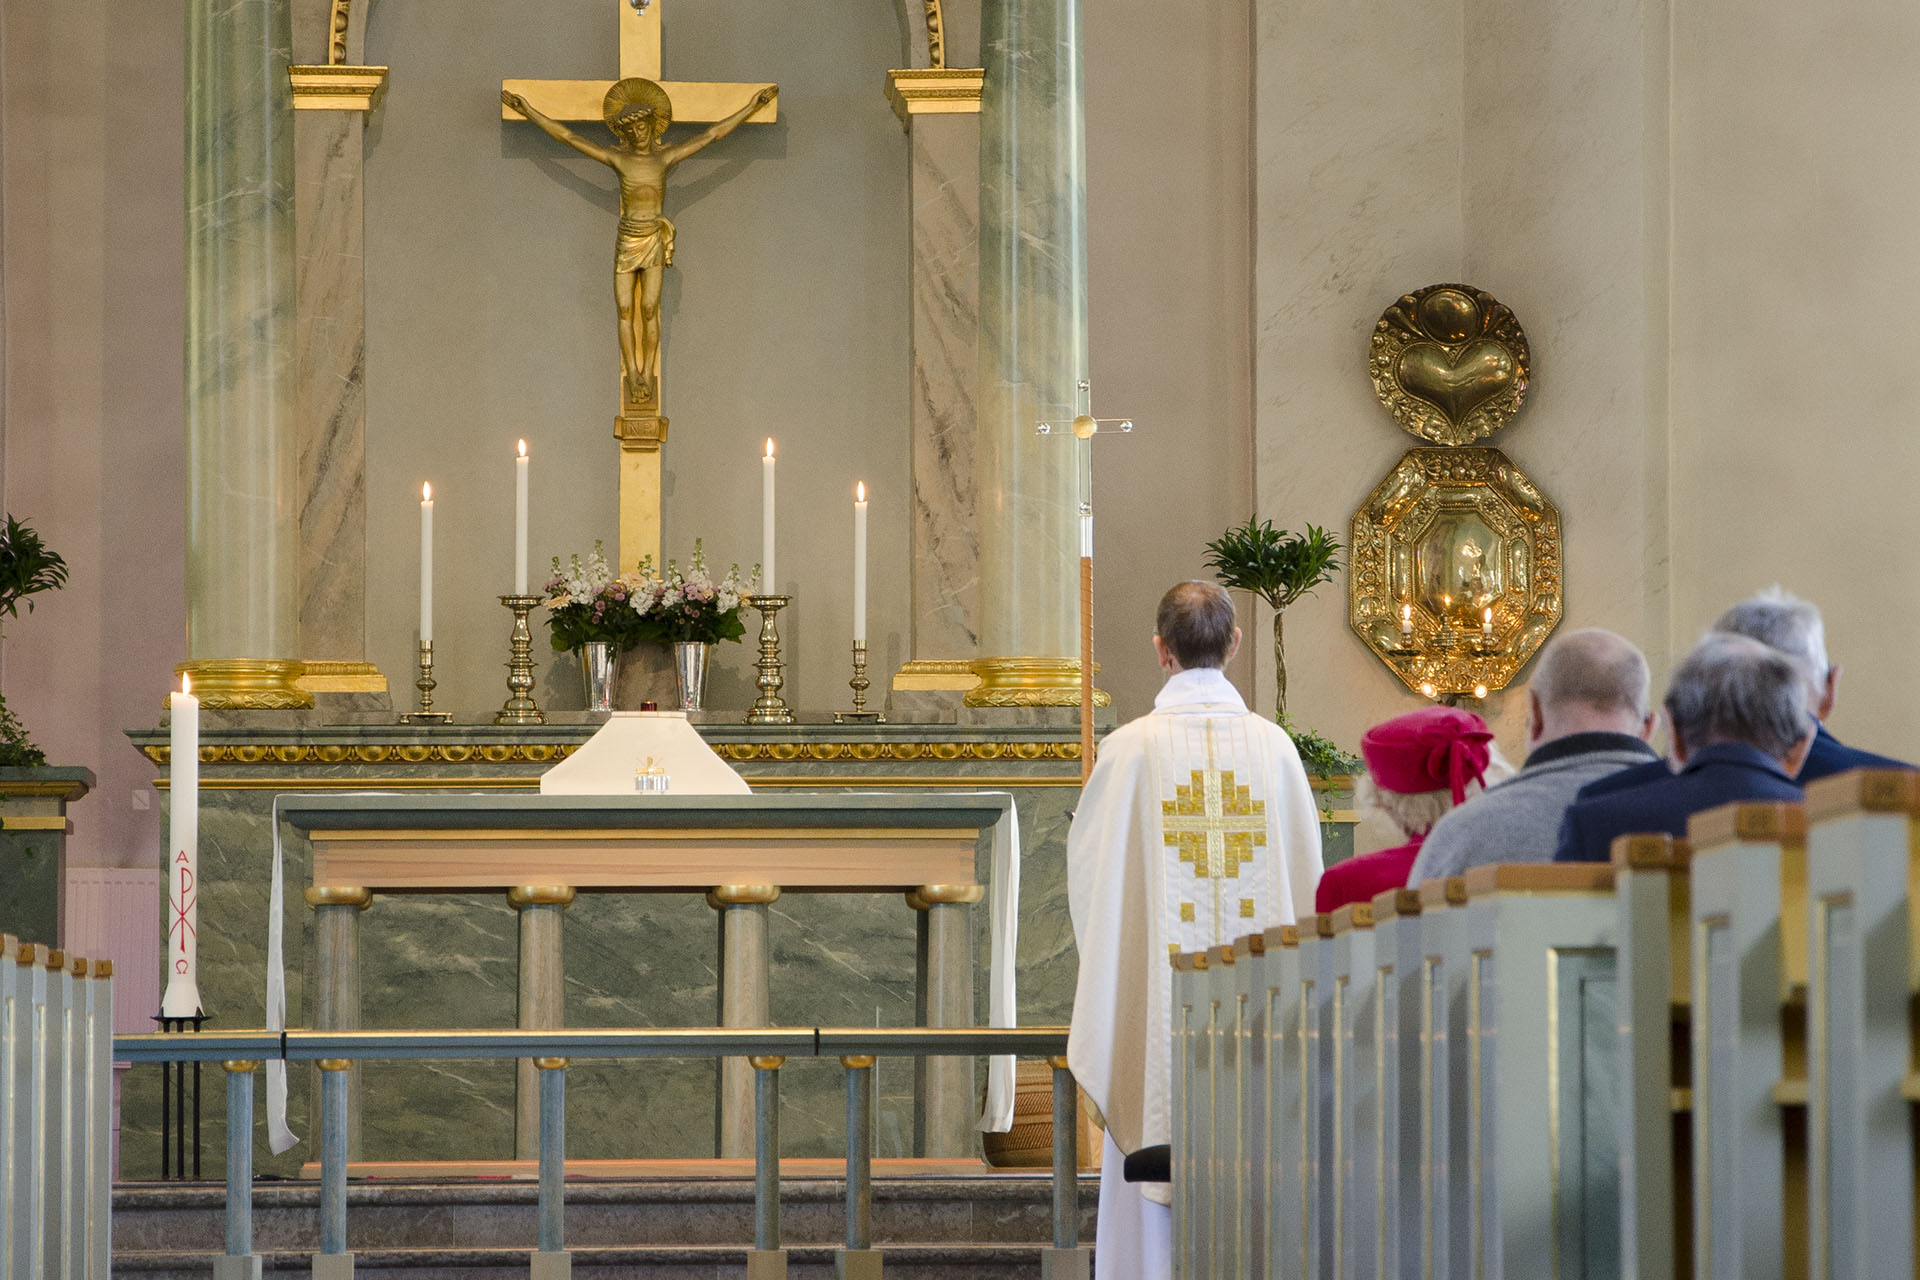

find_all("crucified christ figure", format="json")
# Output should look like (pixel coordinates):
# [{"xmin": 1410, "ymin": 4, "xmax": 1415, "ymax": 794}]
[{"xmin": 502, "ymin": 78, "xmax": 778, "ymax": 412}]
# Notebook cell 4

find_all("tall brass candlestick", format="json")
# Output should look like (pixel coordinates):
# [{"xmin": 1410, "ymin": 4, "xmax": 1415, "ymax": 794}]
[
  {"xmin": 401, "ymin": 640, "xmax": 453, "ymax": 723},
  {"xmin": 494, "ymin": 594, "xmax": 546, "ymax": 725},
  {"xmin": 834, "ymin": 642, "xmax": 883, "ymax": 723},
  {"xmin": 743, "ymin": 594, "xmax": 794, "ymax": 726}
]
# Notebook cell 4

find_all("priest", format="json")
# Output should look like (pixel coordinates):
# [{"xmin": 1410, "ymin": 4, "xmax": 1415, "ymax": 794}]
[{"xmin": 1065, "ymin": 580, "xmax": 1324, "ymax": 1279}]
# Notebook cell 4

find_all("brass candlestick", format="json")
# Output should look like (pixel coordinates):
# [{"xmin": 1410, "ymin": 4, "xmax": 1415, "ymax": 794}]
[
  {"xmin": 743, "ymin": 594, "xmax": 795, "ymax": 726},
  {"xmin": 494, "ymin": 595, "xmax": 546, "ymax": 725},
  {"xmin": 401, "ymin": 640, "xmax": 453, "ymax": 723},
  {"xmin": 834, "ymin": 642, "xmax": 884, "ymax": 723}
]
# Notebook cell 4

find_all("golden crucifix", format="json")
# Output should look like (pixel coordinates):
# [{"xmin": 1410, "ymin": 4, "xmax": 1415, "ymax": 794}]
[{"xmin": 502, "ymin": 1, "xmax": 777, "ymax": 567}]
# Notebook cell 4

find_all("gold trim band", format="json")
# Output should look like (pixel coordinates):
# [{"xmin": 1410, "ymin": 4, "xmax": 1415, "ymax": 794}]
[
  {"xmin": 749, "ymin": 1055, "xmax": 786, "ymax": 1070},
  {"xmin": 905, "ymin": 884, "xmax": 984, "ymax": 910},
  {"xmin": 224, "ymin": 1060, "xmax": 260, "ymax": 1074},
  {"xmin": 289, "ymin": 64, "xmax": 389, "ymax": 112},
  {"xmin": 303, "ymin": 886, "xmax": 373, "ymax": 910},
  {"xmin": 318, "ymin": 1059, "xmax": 352, "ymax": 1072},
  {"xmin": 141, "ymin": 739, "xmax": 1084, "ymax": 767},
  {"xmin": 533, "ymin": 1057, "xmax": 570, "ymax": 1071},
  {"xmin": 508, "ymin": 885, "xmax": 577, "ymax": 908},
  {"xmin": 707, "ymin": 884, "xmax": 781, "ymax": 908},
  {"xmin": 840, "ymin": 1055, "xmax": 877, "ymax": 1070},
  {"xmin": 174, "ymin": 659, "xmax": 314, "ymax": 711},
  {"xmin": 964, "ymin": 657, "xmax": 1109, "ymax": 709}
]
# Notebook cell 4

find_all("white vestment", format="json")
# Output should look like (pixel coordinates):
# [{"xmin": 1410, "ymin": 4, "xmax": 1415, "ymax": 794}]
[{"xmin": 1066, "ymin": 665, "xmax": 1323, "ymax": 1267}]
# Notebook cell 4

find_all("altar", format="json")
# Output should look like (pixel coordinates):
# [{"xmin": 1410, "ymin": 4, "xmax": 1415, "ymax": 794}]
[{"xmin": 124, "ymin": 718, "xmax": 1084, "ymax": 1180}]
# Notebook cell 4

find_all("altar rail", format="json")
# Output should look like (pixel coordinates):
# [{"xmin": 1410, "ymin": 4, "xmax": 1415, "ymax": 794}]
[
  {"xmin": 1169, "ymin": 768, "xmax": 1920, "ymax": 1280},
  {"xmin": 115, "ymin": 1024, "xmax": 1088, "ymax": 1280},
  {"xmin": 2, "ymin": 934, "xmax": 114, "ymax": 1280}
]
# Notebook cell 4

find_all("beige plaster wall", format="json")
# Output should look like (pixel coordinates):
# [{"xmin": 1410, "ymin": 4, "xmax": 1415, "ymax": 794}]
[
  {"xmin": 362, "ymin": 1, "xmax": 916, "ymax": 716},
  {"xmin": 0, "ymin": 0, "xmax": 185, "ymax": 869},
  {"xmin": 1667, "ymin": 0, "xmax": 1920, "ymax": 763}
]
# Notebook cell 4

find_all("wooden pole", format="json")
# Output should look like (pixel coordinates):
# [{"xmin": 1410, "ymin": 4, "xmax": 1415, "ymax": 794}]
[{"xmin": 1080, "ymin": 554, "xmax": 1095, "ymax": 783}]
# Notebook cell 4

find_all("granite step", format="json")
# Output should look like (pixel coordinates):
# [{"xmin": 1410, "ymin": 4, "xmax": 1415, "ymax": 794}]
[{"xmin": 113, "ymin": 1174, "xmax": 1100, "ymax": 1278}]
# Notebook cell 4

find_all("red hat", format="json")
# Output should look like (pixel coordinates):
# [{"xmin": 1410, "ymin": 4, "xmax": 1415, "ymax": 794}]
[{"xmin": 1360, "ymin": 705, "xmax": 1494, "ymax": 804}]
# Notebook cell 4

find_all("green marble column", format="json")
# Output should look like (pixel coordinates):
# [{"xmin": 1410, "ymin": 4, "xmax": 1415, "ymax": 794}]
[
  {"xmin": 970, "ymin": 0, "xmax": 1089, "ymax": 707},
  {"xmin": 184, "ymin": 0, "xmax": 309, "ymax": 708}
]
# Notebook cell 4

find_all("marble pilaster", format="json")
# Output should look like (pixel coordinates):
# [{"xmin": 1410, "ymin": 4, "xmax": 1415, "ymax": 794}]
[
  {"xmin": 907, "ymin": 113, "xmax": 984, "ymax": 663},
  {"xmin": 972, "ymin": 0, "xmax": 1088, "ymax": 699},
  {"xmin": 184, "ymin": 0, "xmax": 303, "ymax": 698}
]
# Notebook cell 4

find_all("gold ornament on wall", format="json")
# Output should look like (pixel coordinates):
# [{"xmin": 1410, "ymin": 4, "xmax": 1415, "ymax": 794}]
[
  {"xmin": 1369, "ymin": 283, "xmax": 1529, "ymax": 446},
  {"xmin": 1351, "ymin": 284, "xmax": 1559, "ymax": 698}
]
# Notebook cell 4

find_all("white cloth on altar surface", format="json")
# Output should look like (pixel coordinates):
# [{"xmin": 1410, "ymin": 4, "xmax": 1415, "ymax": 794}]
[
  {"xmin": 538, "ymin": 711, "xmax": 751, "ymax": 795},
  {"xmin": 1065, "ymin": 665, "xmax": 1323, "ymax": 1208},
  {"xmin": 1096, "ymin": 1129, "xmax": 1172, "ymax": 1280},
  {"xmin": 264, "ymin": 787, "xmax": 1024, "ymax": 1148}
]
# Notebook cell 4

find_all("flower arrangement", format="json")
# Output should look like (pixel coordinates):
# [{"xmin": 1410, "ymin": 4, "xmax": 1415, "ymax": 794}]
[
  {"xmin": 544, "ymin": 542, "xmax": 652, "ymax": 653},
  {"xmin": 545, "ymin": 540, "xmax": 757, "ymax": 652}
]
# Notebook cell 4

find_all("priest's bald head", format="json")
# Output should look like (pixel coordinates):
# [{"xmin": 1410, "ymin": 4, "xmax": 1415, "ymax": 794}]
[{"xmin": 1153, "ymin": 581, "xmax": 1242, "ymax": 674}]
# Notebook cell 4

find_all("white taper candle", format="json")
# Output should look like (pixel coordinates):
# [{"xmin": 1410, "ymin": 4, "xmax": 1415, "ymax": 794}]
[
  {"xmin": 762, "ymin": 438, "xmax": 777, "ymax": 594},
  {"xmin": 853, "ymin": 480, "xmax": 868, "ymax": 647},
  {"xmin": 514, "ymin": 440, "xmax": 530, "ymax": 595},
  {"xmin": 420, "ymin": 482, "xmax": 434, "ymax": 644}
]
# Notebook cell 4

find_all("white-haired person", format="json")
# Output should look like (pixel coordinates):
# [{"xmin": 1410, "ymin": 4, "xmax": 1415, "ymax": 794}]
[{"xmin": 1315, "ymin": 705, "xmax": 1514, "ymax": 914}]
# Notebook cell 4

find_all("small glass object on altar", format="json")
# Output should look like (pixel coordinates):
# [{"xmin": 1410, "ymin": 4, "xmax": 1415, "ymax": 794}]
[{"xmin": 635, "ymin": 755, "xmax": 671, "ymax": 793}]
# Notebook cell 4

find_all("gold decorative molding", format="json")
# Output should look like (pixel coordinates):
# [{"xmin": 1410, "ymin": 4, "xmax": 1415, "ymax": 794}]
[
  {"xmin": 174, "ymin": 659, "xmax": 314, "ymax": 710},
  {"xmin": 905, "ymin": 883, "xmax": 984, "ymax": 910},
  {"xmin": 0, "ymin": 816, "xmax": 69, "ymax": 832},
  {"xmin": 140, "ymin": 739, "xmax": 1083, "ymax": 768},
  {"xmin": 964, "ymin": 657, "xmax": 1108, "ymax": 709},
  {"xmin": 296, "ymin": 660, "xmax": 389, "ymax": 694},
  {"xmin": 925, "ymin": 0, "xmax": 947, "ymax": 68},
  {"xmin": 327, "ymin": 0, "xmax": 351, "ymax": 64},
  {"xmin": 289, "ymin": 64, "xmax": 390, "ymax": 112},
  {"xmin": 892, "ymin": 659, "xmax": 982, "ymax": 692},
  {"xmin": 884, "ymin": 68, "xmax": 985, "ymax": 126},
  {"xmin": 1369, "ymin": 283, "xmax": 1529, "ymax": 446}
]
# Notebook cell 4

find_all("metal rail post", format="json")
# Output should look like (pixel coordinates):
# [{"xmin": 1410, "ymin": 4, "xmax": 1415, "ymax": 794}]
[
  {"xmin": 749, "ymin": 1055, "xmax": 788, "ymax": 1279},
  {"xmin": 837, "ymin": 1055, "xmax": 881, "ymax": 1279}
]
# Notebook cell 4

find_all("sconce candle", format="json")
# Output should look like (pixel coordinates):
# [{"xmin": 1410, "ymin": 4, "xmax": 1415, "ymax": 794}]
[
  {"xmin": 1481, "ymin": 606, "xmax": 1493, "ymax": 639},
  {"xmin": 1400, "ymin": 603, "xmax": 1413, "ymax": 638}
]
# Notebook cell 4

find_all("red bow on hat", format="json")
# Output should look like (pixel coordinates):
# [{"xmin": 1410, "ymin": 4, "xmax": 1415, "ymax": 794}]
[{"xmin": 1360, "ymin": 705, "xmax": 1494, "ymax": 804}]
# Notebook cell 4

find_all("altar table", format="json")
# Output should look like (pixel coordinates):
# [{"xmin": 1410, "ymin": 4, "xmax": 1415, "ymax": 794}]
[{"xmin": 278, "ymin": 792, "xmax": 1019, "ymax": 1159}]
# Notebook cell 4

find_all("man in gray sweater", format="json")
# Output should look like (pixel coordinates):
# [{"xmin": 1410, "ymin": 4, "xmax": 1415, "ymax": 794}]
[{"xmin": 1407, "ymin": 628, "xmax": 1660, "ymax": 883}]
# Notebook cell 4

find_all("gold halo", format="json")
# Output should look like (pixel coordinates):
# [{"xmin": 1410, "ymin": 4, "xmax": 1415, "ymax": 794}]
[{"xmin": 603, "ymin": 77, "xmax": 673, "ymax": 132}]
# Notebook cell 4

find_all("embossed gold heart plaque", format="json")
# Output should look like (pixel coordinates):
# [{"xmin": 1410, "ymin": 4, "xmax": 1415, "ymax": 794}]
[{"xmin": 1369, "ymin": 283, "xmax": 1530, "ymax": 445}]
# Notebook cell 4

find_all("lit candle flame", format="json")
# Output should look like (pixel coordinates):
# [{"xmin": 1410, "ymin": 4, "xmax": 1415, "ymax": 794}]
[
  {"xmin": 765, "ymin": 437, "xmax": 775, "ymax": 459},
  {"xmin": 856, "ymin": 480, "xmax": 866, "ymax": 502},
  {"xmin": 1419, "ymin": 681, "xmax": 1436, "ymax": 698},
  {"xmin": 182, "ymin": 674, "xmax": 192, "ymax": 696},
  {"xmin": 422, "ymin": 481, "xmax": 432, "ymax": 501},
  {"xmin": 1483, "ymin": 607, "xmax": 1492, "ymax": 624},
  {"xmin": 1474, "ymin": 684, "xmax": 1489, "ymax": 698},
  {"xmin": 517, "ymin": 439, "xmax": 527, "ymax": 458}
]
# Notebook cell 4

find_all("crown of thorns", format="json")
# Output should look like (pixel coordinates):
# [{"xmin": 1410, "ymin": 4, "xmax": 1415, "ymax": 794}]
[{"xmin": 604, "ymin": 78, "xmax": 673, "ymax": 131}]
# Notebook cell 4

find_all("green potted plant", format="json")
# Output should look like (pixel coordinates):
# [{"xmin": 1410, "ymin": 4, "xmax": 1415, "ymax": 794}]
[
  {"xmin": 1205, "ymin": 518, "xmax": 1360, "ymax": 851},
  {"xmin": 0, "ymin": 515, "xmax": 68, "ymax": 765}
]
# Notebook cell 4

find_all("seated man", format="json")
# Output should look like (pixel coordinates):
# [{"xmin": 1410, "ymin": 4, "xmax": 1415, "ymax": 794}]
[
  {"xmin": 1585, "ymin": 587, "xmax": 1912, "ymax": 798},
  {"xmin": 1315, "ymin": 705, "xmax": 1508, "ymax": 913},
  {"xmin": 1554, "ymin": 632, "xmax": 1812, "ymax": 863},
  {"xmin": 1408, "ymin": 628, "xmax": 1658, "ymax": 883}
]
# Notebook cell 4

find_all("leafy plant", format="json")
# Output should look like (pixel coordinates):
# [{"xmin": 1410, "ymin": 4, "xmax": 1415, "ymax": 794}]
[
  {"xmin": 0, "ymin": 516, "xmax": 66, "ymax": 766},
  {"xmin": 1283, "ymin": 715, "xmax": 1360, "ymax": 779},
  {"xmin": 1203, "ymin": 518, "xmax": 1340, "ymax": 721}
]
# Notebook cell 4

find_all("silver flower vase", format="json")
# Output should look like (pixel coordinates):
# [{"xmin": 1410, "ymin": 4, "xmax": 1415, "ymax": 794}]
[
  {"xmin": 579, "ymin": 641, "xmax": 620, "ymax": 712},
  {"xmin": 673, "ymin": 641, "xmax": 712, "ymax": 712}
]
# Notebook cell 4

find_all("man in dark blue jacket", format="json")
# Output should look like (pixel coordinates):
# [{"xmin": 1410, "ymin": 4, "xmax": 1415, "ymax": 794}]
[
  {"xmin": 1554, "ymin": 633, "xmax": 1812, "ymax": 863},
  {"xmin": 1577, "ymin": 588, "xmax": 1913, "ymax": 800}
]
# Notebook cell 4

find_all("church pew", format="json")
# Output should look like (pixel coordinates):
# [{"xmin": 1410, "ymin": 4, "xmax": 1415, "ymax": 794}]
[
  {"xmin": 1231, "ymin": 930, "xmax": 1270, "ymax": 1280},
  {"xmin": 1263, "ymin": 921, "xmax": 1308, "ymax": 1280},
  {"xmin": 1611, "ymin": 833, "xmax": 1693, "ymax": 1280},
  {"xmin": 1327, "ymin": 903, "xmax": 1381, "ymax": 1280},
  {"xmin": 1170, "ymin": 948, "xmax": 1208, "ymax": 1280},
  {"xmin": 1207, "ymin": 941, "xmax": 1240, "ymax": 1280},
  {"xmin": 1416, "ymin": 876, "xmax": 1472, "ymax": 1280},
  {"xmin": 1802, "ymin": 769, "xmax": 1920, "ymax": 1280},
  {"xmin": 1686, "ymin": 800, "xmax": 1809, "ymax": 1280},
  {"xmin": 1369, "ymin": 887, "xmax": 1425, "ymax": 1280},
  {"xmin": 2, "ymin": 940, "xmax": 114, "ymax": 1280},
  {"xmin": 1462, "ymin": 862, "xmax": 1621, "ymax": 1280},
  {"xmin": 1299, "ymin": 914, "xmax": 1338, "ymax": 1280}
]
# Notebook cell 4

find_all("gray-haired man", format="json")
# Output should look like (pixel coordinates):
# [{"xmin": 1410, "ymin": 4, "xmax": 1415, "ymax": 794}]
[
  {"xmin": 1553, "ymin": 632, "xmax": 1814, "ymax": 863},
  {"xmin": 1406, "ymin": 628, "xmax": 1659, "ymax": 883}
]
